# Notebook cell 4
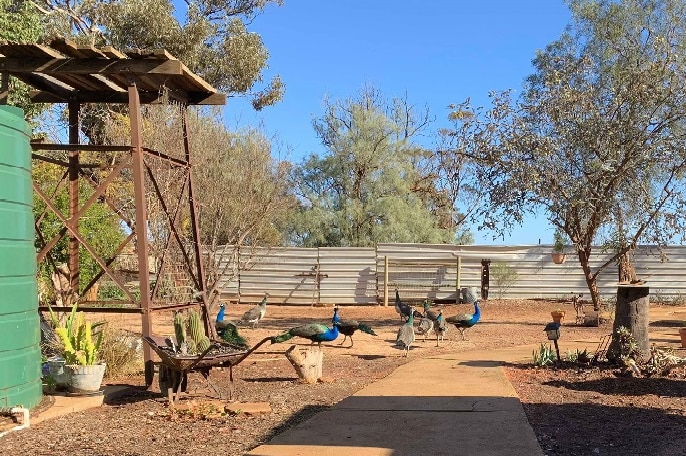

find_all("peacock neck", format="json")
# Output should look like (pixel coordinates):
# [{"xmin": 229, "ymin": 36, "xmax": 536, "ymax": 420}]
[{"xmin": 216, "ymin": 306, "xmax": 225, "ymax": 322}]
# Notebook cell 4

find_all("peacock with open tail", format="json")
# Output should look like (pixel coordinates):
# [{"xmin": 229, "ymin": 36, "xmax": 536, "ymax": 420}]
[
  {"xmin": 331, "ymin": 306, "xmax": 377, "ymax": 348},
  {"xmin": 271, "ymin": 322, "xmax": 340, "ymax": 348}
]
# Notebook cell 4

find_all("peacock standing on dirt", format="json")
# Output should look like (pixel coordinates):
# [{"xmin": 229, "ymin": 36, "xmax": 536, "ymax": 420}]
[
  {"xmin": 446, "ymin": 300, "xmax": 481, "ymax": 341},
  {"xmin": 422, "ymin": 299, "xmax": 440, "ymax": 322},
  {"xmin": 239, "ymin": 293, "xmax": 268, "ymax": 328},
  {"xmin": 434, "ymin": 309, "xmax": 448, "ymax": 346},
  {"xmin": 271, "ymin": 322, "xmax": 340, "ymax": 348},
  {"xmin": 215, "ymin": 303, "xmax": 249, "ymax": 349},
  {"xmin": 395, "ymin": 309, "xmax": 415, "ymax": 356},
  {"xmin": 331, "ymin": 306, "xmax": 377, "ymax": 348},
  {"xmin": 394, "ymin": 289, "xmax": 422, "ymax": 322},
  {"xmin": 415, "ymin": 313, "xmax": 434, "ymax": 342}
]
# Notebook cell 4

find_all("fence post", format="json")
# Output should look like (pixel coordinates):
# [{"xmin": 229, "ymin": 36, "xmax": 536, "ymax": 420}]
[
  {"xmin": 383, "ymin": 256, "xmax": 389, "ymax": 306},
  {"xmin": 456, "ymin": 255, "xmax": 461, "ymax": 301}
]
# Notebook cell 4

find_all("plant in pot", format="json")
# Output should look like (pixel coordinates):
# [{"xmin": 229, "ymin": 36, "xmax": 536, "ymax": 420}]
[
  {"xmin": 48, "ymin": 303, "xmax": 107, "ymax": 395},
  {"xmin": 551, "ymin": 228, "xmax": 567, "ymax": 264},
  {"xmin": 551, "ymin": 308, "xmax": 566, "ymax": 324}
]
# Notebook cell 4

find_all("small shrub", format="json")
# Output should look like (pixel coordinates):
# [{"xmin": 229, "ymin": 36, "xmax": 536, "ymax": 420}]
[
  {"xmin": 491, "ymin": 261, "xmax": 519, "ymax": 299},
  {"xmin": 99, "ymin": 328, "xmax": 143, "ymax": 378},
  {"xmin": 532, "ymin": 343, "xmax": 556, "ymax": 366}
]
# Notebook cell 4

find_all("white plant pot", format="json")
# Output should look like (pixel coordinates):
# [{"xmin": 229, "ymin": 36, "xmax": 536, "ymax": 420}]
[
  {"xmin": 47, "ymin": 358, "xmax": 69, "ymax": 389},
  {"xmin": 65, "ymin": 363, "xmax": 106, "ymax": 395}
]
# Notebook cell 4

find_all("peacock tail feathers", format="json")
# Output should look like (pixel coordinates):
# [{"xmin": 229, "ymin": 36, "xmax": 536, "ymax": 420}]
[
  {"xmin": 219, "ymin": 322, "xmax": 250, "ymax": 349},
  {"xmin": 271, "ymin": 331, "xmax": 295, "ymax": 344},
  {"xmin": 358, "ymin": 323, "xmax": 376, "ymax": 336}
]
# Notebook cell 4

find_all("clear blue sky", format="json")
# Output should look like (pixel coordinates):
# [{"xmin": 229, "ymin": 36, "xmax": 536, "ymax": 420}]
[{"xmin": 191, "ymin": 1, "xmax": 574, "ymax": 246}]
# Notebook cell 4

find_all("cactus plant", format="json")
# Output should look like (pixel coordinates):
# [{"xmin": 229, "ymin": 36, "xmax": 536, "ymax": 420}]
[
  {"xmin": 174, "ymin": 311, "xmax": 187, "ymax": 347},
  {"xmin": 187, "ymin": 309, "xmax": 211, "ymax": 353}
]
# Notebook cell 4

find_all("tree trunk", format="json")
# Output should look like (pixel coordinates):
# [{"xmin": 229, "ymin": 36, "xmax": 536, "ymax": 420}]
[
  {"xmin": 578, "ymin": 251, "xmax": 601, "ymax": 311},
  {"xmin": 284, "ymin": 345, "xmax": 323, "ymax": 383},
  {"xmin": 607, "ymin": 285, "xmax": 650, "ymax": 359}
]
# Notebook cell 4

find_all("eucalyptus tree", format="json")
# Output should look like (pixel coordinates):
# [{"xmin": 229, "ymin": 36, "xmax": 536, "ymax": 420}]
[
  {"xmin": 288, "ymin": 86, "xmax": 471, "ymax": 247},
  {"xmin": 0, "ymin": 0, "xmax": 47, "ymax": 122},
  {"xmin": 24, "ymin": 0, "xmax": 284, "ymax": 142},
  {"xmin": 465, "ymin": 0, "xmax": 686, "ymax": 308}
]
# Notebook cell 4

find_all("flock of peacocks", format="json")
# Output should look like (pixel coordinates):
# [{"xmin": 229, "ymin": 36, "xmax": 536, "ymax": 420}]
[{"xmin": 209, "ymin": 288, "xmax": 481, "ymax": 356}]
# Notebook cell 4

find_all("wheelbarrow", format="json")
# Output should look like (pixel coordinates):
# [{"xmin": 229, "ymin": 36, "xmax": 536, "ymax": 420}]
[{"xmin": 143, "ymin": 335, "xmax": 273, "ymax": 404}]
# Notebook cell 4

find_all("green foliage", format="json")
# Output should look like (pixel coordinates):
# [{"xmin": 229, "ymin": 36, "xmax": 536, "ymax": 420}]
[
  {"xmin": 31, "ymin": 0, "xmax": 284, "ymax": 110},
  {"xmin": 565, "ymin": 348, "xmax": 590, "ymax": 364},
  {"xmin": 0, "ymin": 0, "xmax": 47, "ymax": 123},
  {"xmin": 48, "ymin": 302, "xmax": 105, "ymax": 365},
  {"xmin": 460, "ymin": 0, "xmax": 686, "ymax": 308},
  {"xmin": 289, "ymin": 86, "xmax": 467, "ymax": 247},
  {"xmin": 491, "ymin": 261, "xmax": 519, "ymax": 299},
  {"xmin": 553, "ymin": 228, "xmax": 566, "ymax": 253},
  {"xmin": 611, "ymin": 325, "xmax": 642, "ymax": 364},
  {"xmin": 532, "ymin": 343, "xmax": 556, "ymax": 367},
  {"xmin": 33, "ymin": 160, "xmax": 127, "ymax": 296}
]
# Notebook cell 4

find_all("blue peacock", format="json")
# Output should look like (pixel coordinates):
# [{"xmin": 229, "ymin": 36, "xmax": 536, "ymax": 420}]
[
  {"xmin": 331, "ymin": 306, "xmax": 377, "ymax": 348},
  {"xmin": 445, "ymin": 300, "xmax": 481, "ymax": 341},
  {"xmin": 271, "ymin": 322, "xmax": 340, "ymax": 348},
  {"xmin": 215, "ymin": 303, "xmax": 249, "ymax": 349}
]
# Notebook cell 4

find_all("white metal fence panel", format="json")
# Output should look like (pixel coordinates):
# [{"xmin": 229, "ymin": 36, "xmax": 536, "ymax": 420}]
[
  {"xmin": 318, "ymin": 247, "xmax": 377, "ymax": 305},
  {"xmin": 218, "ymin": 244, "xmax": 686, "ymax": 305},
  {"xmin": 237, "ymin": 247, "xmax": 319, "ymax": 305}
]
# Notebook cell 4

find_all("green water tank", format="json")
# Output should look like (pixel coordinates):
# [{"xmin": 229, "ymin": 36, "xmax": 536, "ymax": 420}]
[{"xmin": 0, "ymin": 105, "xmax": 41, "ymax": 409}]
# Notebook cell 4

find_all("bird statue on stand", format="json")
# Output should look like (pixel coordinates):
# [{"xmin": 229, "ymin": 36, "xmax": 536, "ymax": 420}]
[
  {"xmin": 446, "ymin": 300, "xmax": 481, "ymax": 341},
  {"xmin": 394, "ymin": 289, "xmax": 422, "ymax": 322},
  {"xmin": 215, "ymin": 303, "xmax": 249, "ymax": 349},
  {"xmin": 239, "ymin": 293, "xmax": 268, "ymax": 328},
  {"xmin": 434, "ymin": 309, "xmax": 448, "ymax": 347},
  {"xmin": 271, "ymin": 322, "xmax": 340, "ymax": 349},
  {"xmin": 331, "ymin": 307, "xmax": 377, "ymax": 348},
  {"xmin": 395, "ymin": 309, "xmax": 416, "ymax": 356}
]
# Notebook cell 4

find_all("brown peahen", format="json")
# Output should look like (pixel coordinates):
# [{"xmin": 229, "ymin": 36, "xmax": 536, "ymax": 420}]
[
  {"xmin": 395, "ymin": 309, "xmax": 416, "ymax": 356},
  {"xmin": 239, "ymin": 293, "xmax": 268, "ymax": 328}
]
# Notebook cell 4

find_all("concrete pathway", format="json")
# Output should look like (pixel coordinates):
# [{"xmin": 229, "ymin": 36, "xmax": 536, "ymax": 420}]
[{"xmin": 246, "ymin": 344, "xmax": 555, "ymax": 456}]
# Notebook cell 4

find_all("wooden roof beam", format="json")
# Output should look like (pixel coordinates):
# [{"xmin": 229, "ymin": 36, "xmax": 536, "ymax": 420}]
[{"xmin": 0, "ymin": 57, "xmax": 183, "ymax": 76}]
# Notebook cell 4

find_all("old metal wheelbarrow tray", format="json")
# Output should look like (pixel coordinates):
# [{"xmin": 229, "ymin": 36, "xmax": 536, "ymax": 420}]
[{"xmin": 143, "ymin": 335, "xmax": 271, "ymax": 404}]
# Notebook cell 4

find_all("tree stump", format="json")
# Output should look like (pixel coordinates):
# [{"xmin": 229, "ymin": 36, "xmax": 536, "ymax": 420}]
[
  {"xmin": 284, "ymin": 345, "xmax": 323, "ymax": 383},
  {"xmin": 607, "ymin": 285, "xmax": 650, "ymax": 360}
]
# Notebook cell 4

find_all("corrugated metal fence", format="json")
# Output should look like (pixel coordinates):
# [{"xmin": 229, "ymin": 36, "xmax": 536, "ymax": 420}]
[{"xmin": 218, "ymin": 243, "xmax": 686, "ymax": 305}]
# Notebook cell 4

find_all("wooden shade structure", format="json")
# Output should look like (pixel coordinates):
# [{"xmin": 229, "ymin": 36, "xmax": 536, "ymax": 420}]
[{"xmin": 0, "ymin": 38, "xmax": 226, "ymax": 385}]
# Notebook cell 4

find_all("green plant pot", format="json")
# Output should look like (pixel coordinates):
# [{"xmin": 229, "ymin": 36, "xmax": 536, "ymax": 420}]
[{"xmin": 65, "ymin": 363, "xmax": 106, "ymax": 395}]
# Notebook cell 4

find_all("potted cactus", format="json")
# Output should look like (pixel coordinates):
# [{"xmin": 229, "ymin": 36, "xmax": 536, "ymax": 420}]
[{"xmin": 48, "ymin": 303, "xmax": 107, "ymax": 395}]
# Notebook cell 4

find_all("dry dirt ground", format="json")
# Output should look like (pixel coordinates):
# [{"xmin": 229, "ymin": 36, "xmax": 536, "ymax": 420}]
[{"xmin": 3, "ymin": 299, "xmax": 686, "ymax": 456}]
